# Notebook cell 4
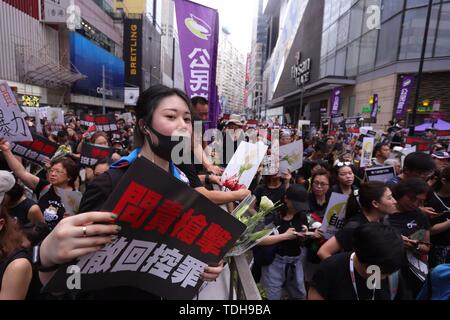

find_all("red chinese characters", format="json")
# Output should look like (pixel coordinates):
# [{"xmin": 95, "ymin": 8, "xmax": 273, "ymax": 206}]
[
  {"xmin": 195, "ymin": 224, "xmax": 232, "ymax": 256},
  {"xmin": 145, "ymin": 199, "xmax": 183, "ymax": 234},
  {"xmin": 170, "ymin": 209, "xmax": 208, "ymax": 245}
]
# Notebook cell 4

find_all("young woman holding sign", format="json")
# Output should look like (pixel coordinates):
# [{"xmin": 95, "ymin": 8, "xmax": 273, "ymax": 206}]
[
  {"xmin": 35, "ymin": 85, "xmax": 224, "ymax": 299},
  {"xmin": 317, "ymin": 182, "xmax": 398, "ymax": 260}
]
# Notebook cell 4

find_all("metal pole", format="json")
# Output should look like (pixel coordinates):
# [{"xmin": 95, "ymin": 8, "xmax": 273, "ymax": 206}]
[
  {"xmin": 299, "ymin": 81, "xmax": 305, "ymax": 124},
  {"xmin": 409, "ymin": 0, "xmax": 433, "ymax": 136},
  {"xmin": 102, "ymin": 65, "xmax": 106, "ymax": 115}
]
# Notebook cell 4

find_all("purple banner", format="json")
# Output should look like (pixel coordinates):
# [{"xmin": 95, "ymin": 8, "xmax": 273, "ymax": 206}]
[
  {"xmin": 395, "ymin": 76, "xmax": 414, "ymax": 119},
  {"xmin": 371, "ymin": 94, "xmax": 379, "ymax": 123},
  {"xmin": 175, "ymin": 0, "xmax": 220, "ymax": 129},
  {"xmin": 330, "ymin": 87, "xmax": 342, "ymax": 116}
]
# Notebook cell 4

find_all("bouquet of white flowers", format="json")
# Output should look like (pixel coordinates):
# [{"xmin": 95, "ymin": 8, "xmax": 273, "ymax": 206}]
[{"xmin": 226, "ymin": 195, "xmax": 283, "ymax": 257}]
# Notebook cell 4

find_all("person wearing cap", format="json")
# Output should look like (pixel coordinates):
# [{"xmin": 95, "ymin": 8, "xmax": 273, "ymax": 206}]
[
  {"xmin": 221, "ymin": 114, "xmax": 245, "ymax": 166},
  {"xmin": 257, "ymin": 184, "xmax": 310, "ymax": 300},
  {"xmin": 0, "ymin": 171, "xmax": 40, "ymax": 300},
  {"xmin": 432, "ymin": 151, "xmax": 450, "ymax": 173}
]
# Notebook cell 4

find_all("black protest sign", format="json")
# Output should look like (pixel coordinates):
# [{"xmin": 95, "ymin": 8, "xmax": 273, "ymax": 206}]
[
  {"xmin": 44, "ymin": 157, "xmax": 246, "ymax": 300},
  {"xmin": 80, "ymin": 143, "xmax": 114, "ymax": 167},
  {"xmin": 367, "ymin": 130, "xmax": 377, "ymax": 137},
  {"xmin": 80, "ymin": 114, "xmax": 95, "ymax": 129},
  {"xmin": 405, "ymin": 136, "xmax": 432, "ymax": 153},
  {"xmin": 365, "ymin": 166, "xmax": 396, "ymax": 183},
  {"xmin": 95, "ymin": 114, "xmax": 118, "ymax": 132},
  {"xmin": 10, "ymin": 134, "xmax": 59, "ymax": 165}
]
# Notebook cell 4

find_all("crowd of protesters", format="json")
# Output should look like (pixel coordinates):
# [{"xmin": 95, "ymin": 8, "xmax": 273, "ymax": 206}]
[{"xmin": 0, "ymin": 84, "xmax": 449, "ymax": 300}]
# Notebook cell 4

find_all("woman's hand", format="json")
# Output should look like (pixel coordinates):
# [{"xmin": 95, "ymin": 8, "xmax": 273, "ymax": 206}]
[
  {"xmin": 0, "ymin": 138, "xmax": 11, "ymax": 152},
  {"xmin": 201, "ymin": 261, "xmax": 224, "ymax": 282},
  {"xmin": 283, "ymin": 228, "xmax": 299, "ymax": 241},
  {"xmin": 402, "ymin": 236, "xmax": 418, "ymax": 249},
  {"xmin": 39, "ymin": 212, "xmax": 120, "ymax": 268}
]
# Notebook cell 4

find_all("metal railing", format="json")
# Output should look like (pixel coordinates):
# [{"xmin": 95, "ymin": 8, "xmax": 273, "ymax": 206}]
[{"xmin": 214, "ymin": 186, "xmax": 262, "ymax": 300}]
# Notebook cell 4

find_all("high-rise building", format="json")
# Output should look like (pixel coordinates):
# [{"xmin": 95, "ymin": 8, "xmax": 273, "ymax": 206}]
[
  {"xmin": 247, "ymin": 0, "xmax": 268, "ymax": 119},
  {"xmin": 216, "ymin": 27, "xmax": 246, "ymax": 115}
]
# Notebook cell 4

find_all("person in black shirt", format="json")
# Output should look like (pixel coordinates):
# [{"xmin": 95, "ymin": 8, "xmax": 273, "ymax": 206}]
[
  {"xmin": 37, "ymin": 85, "xmax": 225, "ymax": 299},
  {"xmin": 388, "ymin": 178, "xmax": 431, "ymax": 297},
  {"xmin": 426, "ymin": 167, "xmax": 450, "ymax": 266},
  {"xmin": 3, "ymin": 183, "xmax": 44, "ymax": 226},
  {"xmin": 309, "ymin": 223, "xmax": 409, "ymax": 300},
  {"xmin": 0, "ymin": 140, "xmax": 79, "ymax": 230},
  {"xmin": 308, "ymin": 168, "xmax": 331, "ymax": 220},
  {"xmin": 318, "ymin": 182, "xmax": 398, "ymax": 260},
  {"xmin": 258, "ymin": 185, "xmax": 309, "ymax": 300}
]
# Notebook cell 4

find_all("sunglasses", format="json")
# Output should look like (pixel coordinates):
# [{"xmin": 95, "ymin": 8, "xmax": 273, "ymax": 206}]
[{"xmin": 335, "ymin": 161, "xmax": 352, "ymax": 168}]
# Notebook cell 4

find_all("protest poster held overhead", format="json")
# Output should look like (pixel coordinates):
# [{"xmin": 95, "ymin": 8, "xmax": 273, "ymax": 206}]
[
  {"xmin": 279, "ymin": 140, "xmax": 303, "ymax": 174},
  {"xmin": 0, "ymin": 81, "xmax": 32, "ymax": 142},
  {"xmin": 320, "ymin": 193, "xmax": 349, "ymax": 240},
  {"xmin": 360, "ymin": 137, "xmax": 375, "ymax": 168},
  {"xmin": 221, "ymin": 141, "xmax": 268, "ymax": 191},
  {"xmin": 80, "ymin": 143, "xmax": 115, "ymax": 167},
  {"xmin": 10, "ymin": 133, "xmax": 59, "ymax": 165},
  {"xmin": 44, "ymin": 157, "xmax": 246, "ymax": 300}
]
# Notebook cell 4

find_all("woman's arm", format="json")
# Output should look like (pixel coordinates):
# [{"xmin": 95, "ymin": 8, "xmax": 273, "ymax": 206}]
[
  {"xmin": 430, "ymin": 220, "xmax": 450, "ymax": 236},
  {"xmin": 308, "ymin": 286, "xmax": 325, "ymax": 301},
  {"xmin": 0, "ymin": 259, "xmax": 32, "ymax": 300},
  {"xmin": 27, "ymin": 204, "xmax": 45, "ymax": 224},
  {"xmin": 0, "ymin": 139, "xmax": 39, "ymax": 190},
  {"xmin": 258, "ymin": 228, "xmax": 298, "ymax": 246},
  {"xmin": 317, "ymin": 236, "xmax": 342, "ymax": 261}
]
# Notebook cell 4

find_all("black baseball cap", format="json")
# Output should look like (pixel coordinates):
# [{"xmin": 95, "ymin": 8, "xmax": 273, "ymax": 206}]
[{"xmin": 285, "ymin": 184, "xmax": 310, "ymax": 212}]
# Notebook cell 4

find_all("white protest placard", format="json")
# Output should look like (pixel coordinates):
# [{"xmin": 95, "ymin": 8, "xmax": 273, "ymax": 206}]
[
  {"xmin": 360, "ymin": 137, "xmax": 375, "ymax": 168},
  {"xmin": 47, "ymin": 108, "xmax": 65, "ymax": 126},
  {"xmin": 261, "ymin": 154, "xmax": 280, "ymax": 176},
  {"xmin": 0, "ymin": 81, "xmax": 32, "ymax": 142},
  {"xmin": 360, "ymin": 127, "xmax": 374, "ymax": 135},
  {"xmin": 297, "ymin": 120, "xmax": 311, "ymax": 137},
  {"xmin": 279, "ymin": 140, "xmax": 303, "ymax": 174},
  {"xmin": 320, "ymin": 193, "xmax": 349, "ymax": 240},
  {"xmin": 221, "ymin": 141, "xmax": 268, "ymax": 191}
]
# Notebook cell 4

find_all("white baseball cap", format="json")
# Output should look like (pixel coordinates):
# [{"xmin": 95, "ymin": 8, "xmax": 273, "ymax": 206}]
[{"xmin": 0, "ymin": 171, "xmax": 16, "ymax": 204}]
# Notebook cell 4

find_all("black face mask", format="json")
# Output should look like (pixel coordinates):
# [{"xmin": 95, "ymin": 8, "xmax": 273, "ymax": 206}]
[{"xmin": 145, "ymin": 126, "xmax": 189, "ymax": 162}]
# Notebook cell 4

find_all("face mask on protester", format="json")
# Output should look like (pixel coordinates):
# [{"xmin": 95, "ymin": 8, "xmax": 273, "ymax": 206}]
[{"xmin": 144, "ymin": 126, "xmax": 189, "ymax": 162}]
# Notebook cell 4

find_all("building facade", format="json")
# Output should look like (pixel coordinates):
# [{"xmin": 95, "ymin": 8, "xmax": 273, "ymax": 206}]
[
  {"xmin": 216, "ymin": 28, "xmax": 246, "ymax": 115},
  {"xmin": 263, "ymin": 0, "xmax": 450, "ymax": 129}
]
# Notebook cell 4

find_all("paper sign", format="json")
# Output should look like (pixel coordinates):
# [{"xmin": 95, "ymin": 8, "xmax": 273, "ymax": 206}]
[
  {"xmin": 80, "ymin": 143, "xmax": 114, "ymax": 167},
  {"xmin": 279, "ymin": 140, "xmax": 304, "ymax": 174},
  {"xmin": 55, "ymin": 188, "xmax": 83, "ymax": 215},
  {"xmin": 320, "ymin": 193, "xmax": 349, "ymax": 240},
  {"xmin": 44, "ymin": 157, "xmax": 246, "ymax": 300},
  {"xmin": 365, "ymin": 166, "xmax": 396, "ymax": 183},
  {"xmin": 360, "ymin": 127, "xmax": 374, "ymax": 135},
  {"xmin": 10, "ymin": 133, "xmax": 59, "ymax": 165},
  {"xmin": 360, "ymin": 137, "xmax": 375, "ymax": 168},
  {"xmin": 47, "ymin": 108, "xmax": 65, "ymax": 131},
  {"xmin": 80, "ymin": 114, "xmax": 95, "ymax": 129},
  {"xmin": 221, "ymin": 141, "xmax": 268, "ymax": 191},
  {"xmin": 0, "ymin": 81, "xmax": 33, "ymax": 142},
  {"xmin": 261, "ymin": 154, "xmax": 279, "ymax": 176},
  {"xmin": 95, "ymin": 114, "xmax": 118, "ymax": 132}
]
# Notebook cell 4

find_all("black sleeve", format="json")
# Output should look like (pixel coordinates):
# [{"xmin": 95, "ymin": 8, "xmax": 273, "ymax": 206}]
[
  {"xmin": 34, "ymin": 178, "xmax": 50, "ymax": 199},
  {"xmin": 178, "ymin": 164, "xmax": 202, "ymax": 189},
  {"xmin": 78, "ymin": 172, "xmax": 114, "ymax": 213},
  {"xmin": 310, "ymin": 258, "xmax": 334, "ymax": 300},
  {"xmin": 335, "ymin": 226, "xmax": 357, "ymax": 252}
]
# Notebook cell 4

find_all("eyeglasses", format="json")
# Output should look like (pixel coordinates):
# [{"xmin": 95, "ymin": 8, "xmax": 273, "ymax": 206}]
[
  {"xmin": 313, "ymin": 182, "xmax": 329, "ymax": 188},
  {"xmin": 48, "ymin": 168, "xmax": 67, "ymax": 175}
]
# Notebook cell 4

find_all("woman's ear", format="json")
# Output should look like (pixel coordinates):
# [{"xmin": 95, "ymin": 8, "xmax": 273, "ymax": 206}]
[{"xmin": 372, "ymin": 200, "xmax": 380, "ymax": 210}]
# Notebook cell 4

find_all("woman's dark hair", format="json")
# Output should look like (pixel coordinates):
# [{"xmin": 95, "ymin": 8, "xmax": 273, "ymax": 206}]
[
  {"xmin": 0, "ymin": 208, "xmax": 26, "ymax": 260},
  {"xmin": 434, "ymin": 167, "xmax": 450, "ymax": 192},
  {"xmin": 134, "ymin": 85, "xmax": 195, "ymax": 148},
  {"xmin": 403, "ymin": 152, "xmax": 436, "ymax": 174},
  {"xmin": 94, "ymin": 157, "xmax": 113, "ymax": 169},
  {"xmin": 22, "ymin": 223, "xmax": 51, "ymax": 247},
  {"xmin": 5, "ymin": 183, "xmax": 25, "ymax": 204},
  {"xmin": 358, "ymin": 182, "xmax": 389, "ymax": 213},
  {"xmin": 392, "ymin": 178, "xmax": 430, "ymax": 201},
  {"xmin": 311, "ymin": 168, "xmax": 331, "ymax": 186},
  {"xmin": 50, "ymin": 157, "xmax": 78, "ymax": 188},
  {"xmin": 353, "ymin": 223, "xmax": 404, "ymax": 274}
]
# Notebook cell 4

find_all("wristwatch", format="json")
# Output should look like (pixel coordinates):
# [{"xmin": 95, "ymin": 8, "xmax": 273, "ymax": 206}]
[{"xmin": 32, "ymin": 244, "xmax": 60, "ymax": 272}]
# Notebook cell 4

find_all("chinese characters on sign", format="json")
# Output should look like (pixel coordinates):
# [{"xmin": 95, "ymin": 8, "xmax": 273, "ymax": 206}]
[
  {"xmin": 80, "ymin": 143, "xmax": 114, "ymax": 167},
  {"xmin": 0, "ymin": 81, "xmax": 33, "ymax": 142},
  {"xmin": 11, "ymin": 134, "xmax": 59, "ymax": 165},
  {"xmin": 45, "ymin": 158, "xmax": 245, "ymax": 300},
  {"xmin": 95, "ymin": 114, "xmax": 118, "ymax": 132},
  {"xmin": 188, "ymin": 48, "xmax": 210, "ymax": 98}
]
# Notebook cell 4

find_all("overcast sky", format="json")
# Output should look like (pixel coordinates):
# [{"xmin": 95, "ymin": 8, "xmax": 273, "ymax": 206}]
[{"xmin": 190, "ymin": 0, "xmax": 257, "ymax": 55}]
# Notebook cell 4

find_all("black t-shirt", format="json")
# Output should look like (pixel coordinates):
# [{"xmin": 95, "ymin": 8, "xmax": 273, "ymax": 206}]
[
  {"xmin": 0, "ymin": 249, "xmax": 42, "ymax": 300},
  {"xmin": 254, "ymin": 184, "xmax": 286, "ymax": 209},
  {"xmin": 311, "ymin": 252, "xmax": 407, "ymax": 300},
  {"xmin": 35, "ymin": 179, "xmax": 65, "ymax": 230},
  {"xmin": 8, "ymin": 198, "xmax": 37, "ymax": 226},
  {"xmin": 386, "ymin": 209, "xmax": 431, "ymax": 237},
  {"xmin": 335, "ymin": 214, "xmax": 370, "ymax": 252},
  {"xmin": 426, "ymin": 192, "xmax": 450, "ymax": 246},
  {"xmin": 331, "ymin": 184, "xmax": 358, "ymax": 196},
  {"xmin": 308, "ymin": 192, "xmax": 330, "ymax": 219},
  {"xmin": 176, "ymin": 163, "xmax": 203, "ymax": 189},
  {"xmin": 275, "ymin": 213, "xmax": 308, "ymax": 257}
]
